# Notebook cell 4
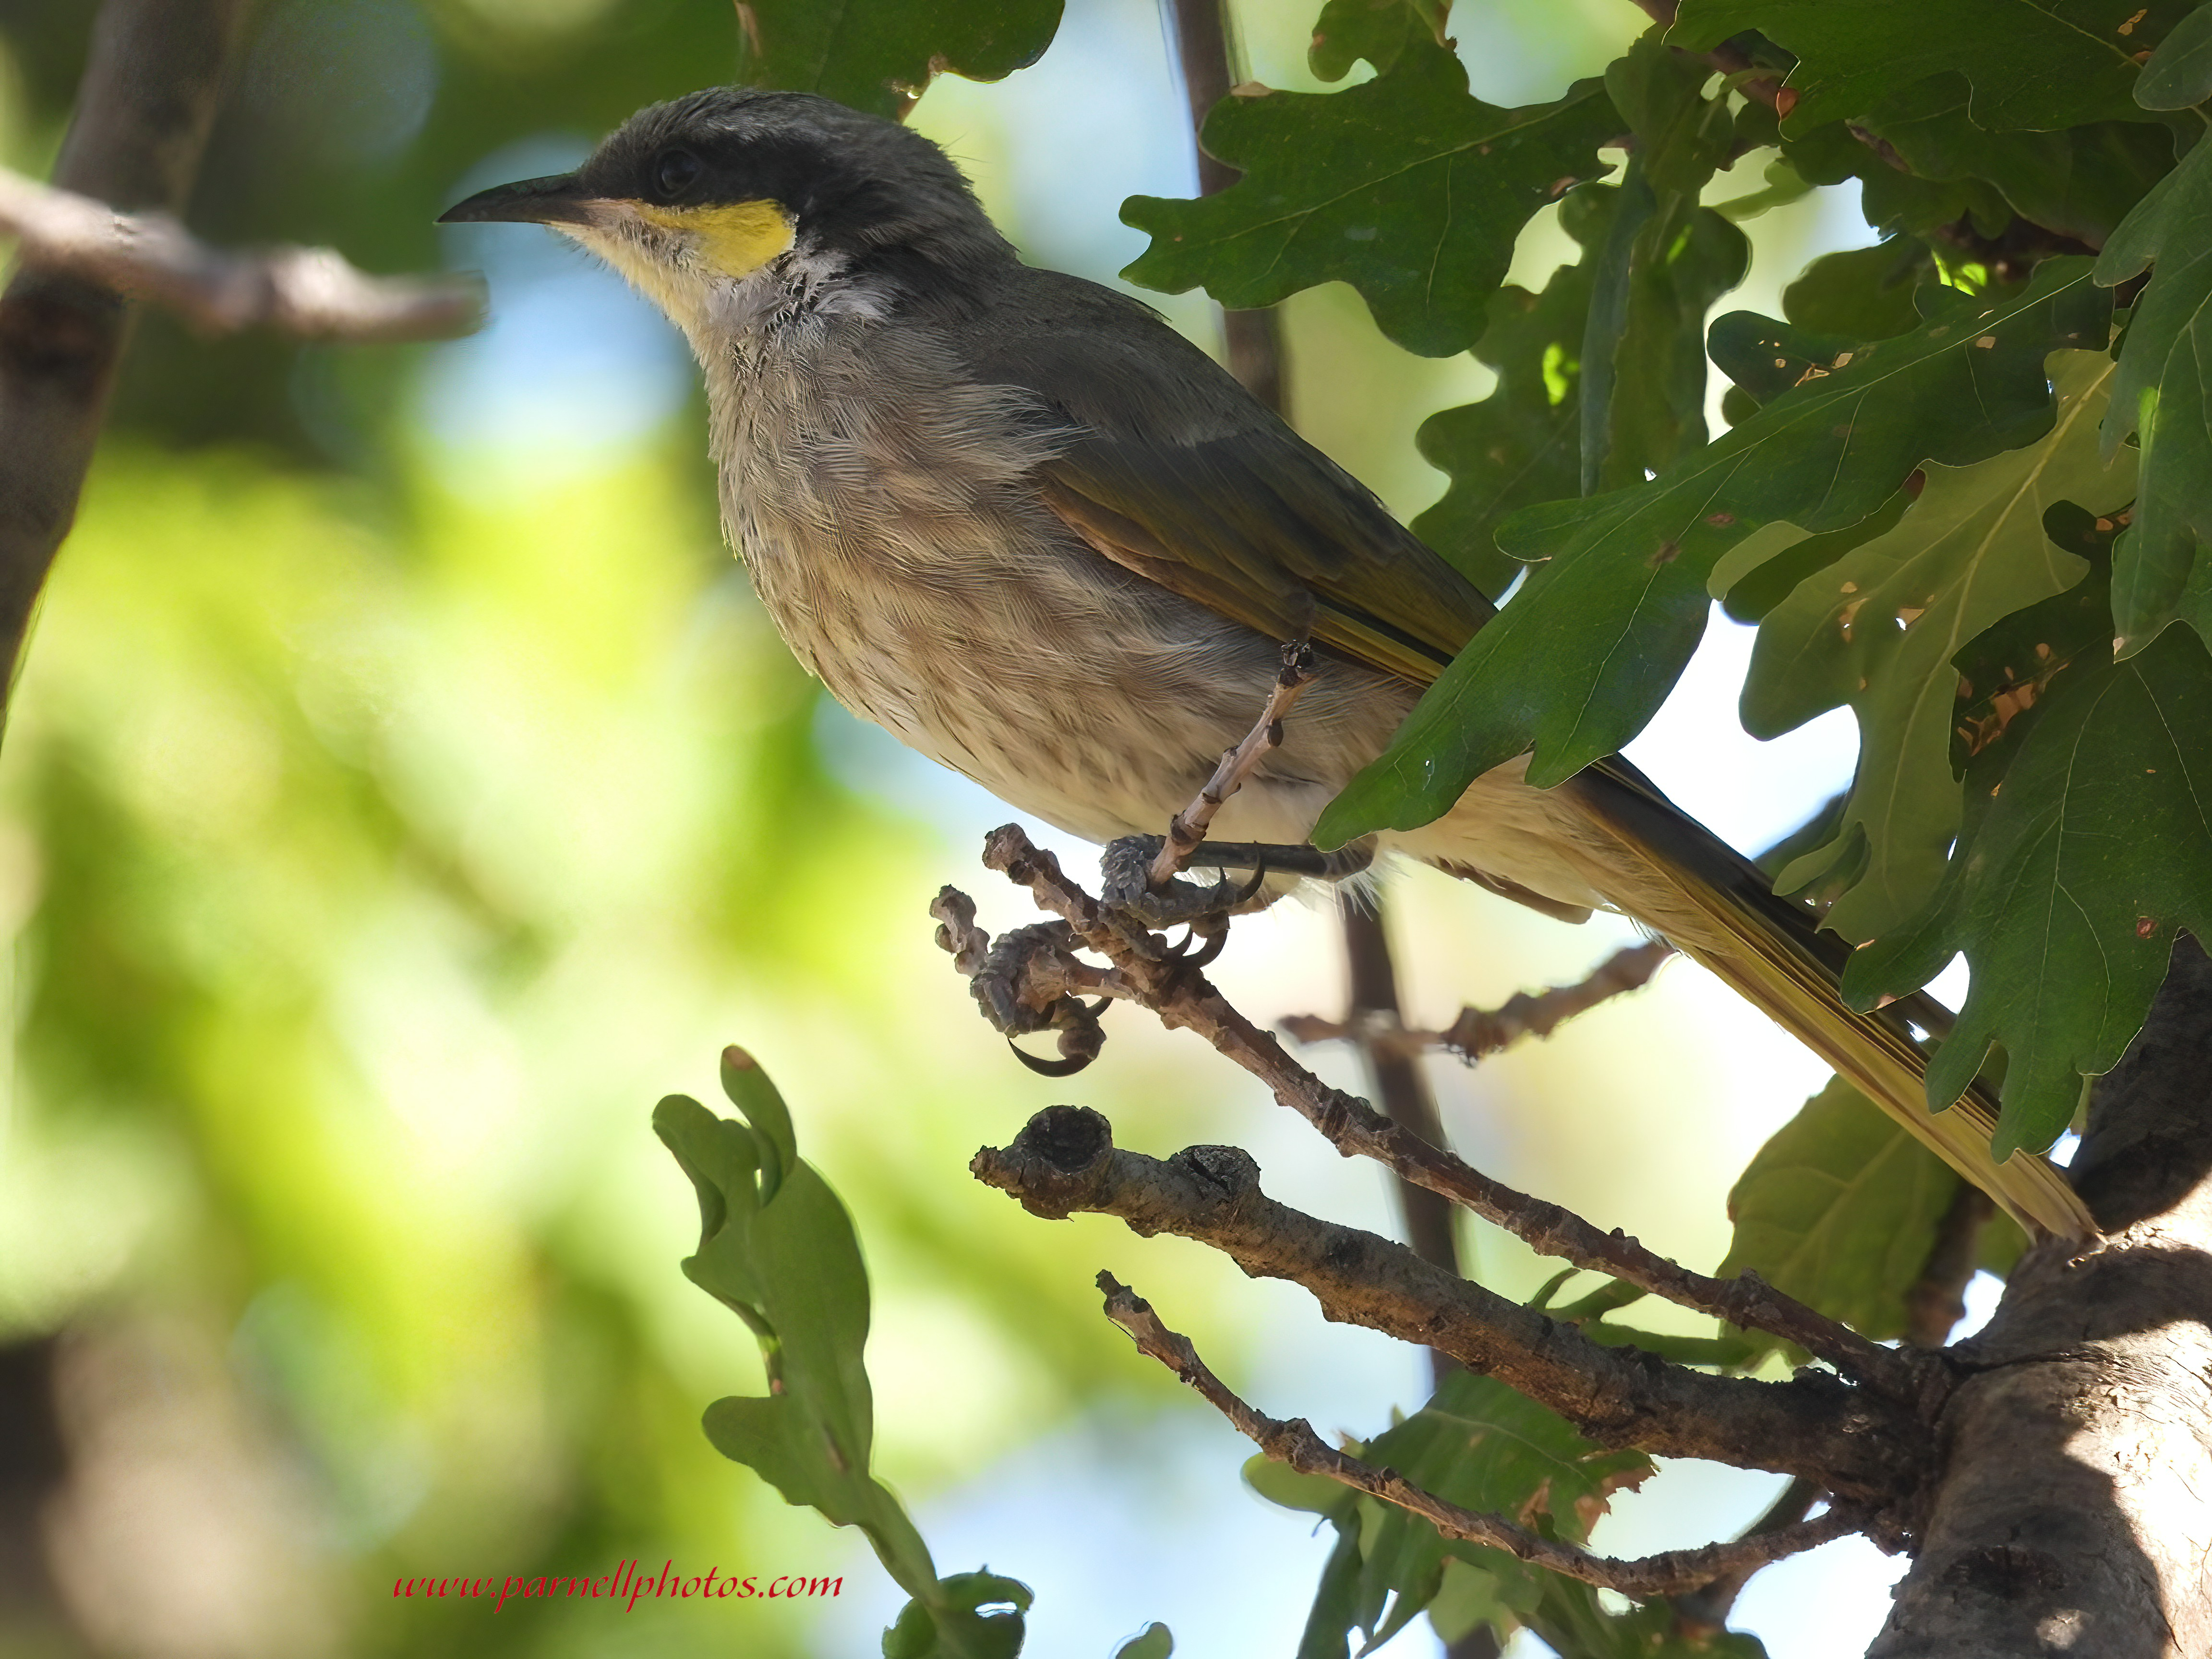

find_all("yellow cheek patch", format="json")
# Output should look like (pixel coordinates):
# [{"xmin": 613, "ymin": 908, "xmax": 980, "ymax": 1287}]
[{"xmin": 636, "ymin": 199, "xmax": 795, "ymax": 278}]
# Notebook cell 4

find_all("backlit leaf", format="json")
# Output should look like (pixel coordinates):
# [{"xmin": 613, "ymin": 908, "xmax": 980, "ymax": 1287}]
[{"xmin": 1717, "ymin": 1076, "xmax": 1961, "ymax": 1354}]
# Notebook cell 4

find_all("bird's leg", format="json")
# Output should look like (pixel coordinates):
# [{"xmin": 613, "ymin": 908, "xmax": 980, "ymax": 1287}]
[
  {"xmin": 931, "ymin": 887, "xmax": 1121, "ymax": 1075},
  {"xmin": 1097, "ymin": 640, "xmax": 1370, "ymax": 932},
  {"xmin": 1150, "ymin": 640, "xmax": 1316, "ymax": 886}
]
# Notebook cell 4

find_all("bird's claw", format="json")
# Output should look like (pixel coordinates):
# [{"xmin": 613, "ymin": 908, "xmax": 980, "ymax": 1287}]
[
  {"xmin": 1099, "ymin": 834, "xmax": 1254, "ymax": 931},
  {"xmin": 930, "ymin": 890, "xmax": 1109, "ymax": 1074}
]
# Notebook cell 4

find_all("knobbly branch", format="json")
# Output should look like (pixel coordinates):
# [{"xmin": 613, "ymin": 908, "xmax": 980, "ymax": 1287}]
[
  {"xmin": 1285, "ymin": 939, "xmax": 1676, "ymax": 1063},
  {"xmin": 969, "ymin": 1106, "xmax": 1924, "ymax": 1506},
  {"xmin": 942, "ymin": 825, "xmax": 1920, "ymax": 1400},
  {"xmin": 1098, "ymin": 1273, "xmax": 1864, "ymax": 1596},
  {"xmin": 0, "ymin": 166, "xmax": 483, "ymax": 343}
]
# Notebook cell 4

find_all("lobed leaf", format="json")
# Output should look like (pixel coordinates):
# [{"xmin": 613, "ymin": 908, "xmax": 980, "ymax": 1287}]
[
  {"xmin": 1121, "ymin": 42, "xmax": 1620, "ymax": 357},
  {"xmin": 1412, "ymin": 188, "xmax": 1613, "ymax": 597},
  {"xmin": 2135, "ymin": 0, "xmax": 2212, "ymax": 108},
  {"xmin": 733, "ymin": 0, "xmax": 1063, "ymax": 121},
  {"xmin": 1307, "ymin": 0, "xmax": 1450, "ymax": 81},
  {"xmin": 1317, "ymin": 260, "xmax": 2110, "ymax": 844},
  {"xmin": 1842, "ymin": 565, "xmax": 2212, "ymax": 1154},
  {"xmin": 1669, "ymin": 0, "xmax": 2186, "ymax": 132},
  {"xmin": 1742, "ymin": 350, "xmax": 2135, "ymax": 942}
]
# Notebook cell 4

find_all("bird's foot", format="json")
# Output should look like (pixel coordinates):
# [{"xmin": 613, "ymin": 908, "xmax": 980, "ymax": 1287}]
[
  {"xmin": 931, "ymin": 889, "xmax": 1113, "ymax": 1076},
  {"xmin": 1097, "ymin": 834, "xmax": 1373, "ymax": 931}
]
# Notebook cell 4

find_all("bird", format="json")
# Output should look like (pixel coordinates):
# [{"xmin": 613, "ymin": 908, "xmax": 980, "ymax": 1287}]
[{"xmin": 440, "ymin": 86, "xmax": 2093, "ymax": 1242}]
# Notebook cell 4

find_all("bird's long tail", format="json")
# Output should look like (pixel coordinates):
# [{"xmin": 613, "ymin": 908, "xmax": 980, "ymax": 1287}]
[{"xmin": 1557, "ymin": 761, "xmax": 2096, "ymax": 1243}]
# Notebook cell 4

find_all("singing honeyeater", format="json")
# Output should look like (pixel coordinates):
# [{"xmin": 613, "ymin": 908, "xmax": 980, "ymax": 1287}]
[{"xmin": 441, "ymin": 87, "xmax": 2092, "ymax": 1241}]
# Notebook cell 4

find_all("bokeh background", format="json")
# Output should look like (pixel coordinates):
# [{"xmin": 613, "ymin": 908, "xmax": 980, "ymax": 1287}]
[{"xmin": 0, "ymin": 1, "xmax": 1934, "ymax": 1654}]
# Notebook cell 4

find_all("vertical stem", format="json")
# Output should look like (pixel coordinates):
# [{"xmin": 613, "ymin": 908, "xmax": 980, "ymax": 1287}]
[
  {"xmin": 1161, "ymin": 0, "xmax": 1288, "ymax": 412},
  {"xmin": 0, "ymin": 0, "xmax": 250, "ymax": 726}
]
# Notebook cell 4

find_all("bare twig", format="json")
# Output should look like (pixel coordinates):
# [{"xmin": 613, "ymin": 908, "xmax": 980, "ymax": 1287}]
[
  {"xmin": 0, "ymin": 168, "xmax": 481, "ymax": 343},
  {"xmin": 1148, "ymin": 642, "xmax": 1315, "ymax": 885},
  {"xmin": 970, "ymin": 1107, "xmax": 1929, "ymax": 1506},
  {"xmin": 954, "ymin": 826, "xmax": 1924, "ymax": 1400},
  {"xmin": 1099, "ymin": 1272, "xmax": 1865, "ymax": 1594},
  {"xmin": 1339, "ymin": 898, "xmax": 1464, "ymax": 1388},
  {"xmin": 1286, "ymin": 939, "xmax": 1677, "ymax": 1062},
  {"xmin": 1672, "ymin": 1475, "xmax": 1824, "ymax": 1630}
]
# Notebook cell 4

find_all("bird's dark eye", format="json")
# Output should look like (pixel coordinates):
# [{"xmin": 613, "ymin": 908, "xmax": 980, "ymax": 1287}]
[{"xmin": 652, "ymin": 147, "xmax": 703, "ymax": 200}]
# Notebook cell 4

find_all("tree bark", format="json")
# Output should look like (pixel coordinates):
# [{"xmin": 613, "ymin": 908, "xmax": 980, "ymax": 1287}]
[
  {"xmin": 1872, "ymin": 936, "xmax": 2212, "ymax": 1657},
  {"xmin": 0, "ymin": 0, "xmax": 249, "ymax": 721}
]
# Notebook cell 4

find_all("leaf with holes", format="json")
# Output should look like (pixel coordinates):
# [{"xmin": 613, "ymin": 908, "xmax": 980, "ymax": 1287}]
[
  {"xmin": 734, "ymin": 0, "xmax": 1063, "ymax": 121},
  {"xmin": 1669, "ymin": 0, "xmax": 2187, "ymax": 131},
  {"xmin": 1120, "ymin": 41, "xmax": 1619, "ymax": 357},
  {"xmin": 1316, "ymin": 260, "xmax": 2110, "ymax": 844},
  {"xmin": 1741, "ymin": 350, "xmax": 2135, "ymax": 943},
  {"xmin": 1842, "ymin": 566, "xmax": 2212, "ymax": 1155}
]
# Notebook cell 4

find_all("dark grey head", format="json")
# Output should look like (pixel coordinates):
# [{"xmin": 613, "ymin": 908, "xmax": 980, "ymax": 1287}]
[{"xmin": 440, "ymin": 88, "xmax": 1015, "ymax": 329}]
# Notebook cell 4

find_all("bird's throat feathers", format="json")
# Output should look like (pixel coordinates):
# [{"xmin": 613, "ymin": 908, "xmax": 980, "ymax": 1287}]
[{"xmin": 560, "ymin": 198, "xmax": 800, "ymax": 334}]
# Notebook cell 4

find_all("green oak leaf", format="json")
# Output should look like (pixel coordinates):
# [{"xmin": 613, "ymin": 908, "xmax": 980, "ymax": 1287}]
[
  {"xmin": 1669, "ymin": 2, "xmax": 2185, "ymax": 132},
  {"xmin": 1779, "ymin": 240, "xmax": 1936, "ymax": 344},
  {"xmin": 1412, "ymin": 186, "xmax": 1614, "ymax": 597},
  {"xmin": 2099, "ymin": 126, "xmax": 2212, "ymax": 653},
  {"xmin": 1308, "ymin": 0, "xmax": 1450, "ymax": 80},
  {"xmin": 1316, "ymin": 260, "xmax": 2110, "ymax": 844},
  {"xmin": 2136, "ymin": 0, "xmax": 2212, "ymax": 107},
  {"xmin": 1583, "ymin": 32, "xmax": 1750, "ymax": 491},
  {"xmin": 1120, "ymin": 42, "xmax": 1620, "ymax": 357},
  {"xmin": 734, "ymin": 0, "xmax": 1062, "ymax": 121},
  {"xmin": 1717, "ymin": 1075, "xmax": 1963, "ymax": 1355},
  {"xmin": 1842, "ymin": 575, "xmax": 2212, "ymax": 1155},
  {"xmin": 658, "ymin": 1058, "xmax": 1029, "ymax": 1659},
  {"xmin": 1857, "ymin": 75, "xmax": 2176, "ymax": 250},
  {"xmin": 1741, "ymin": 350, "xmax": 2135, "ymax": 942},
  {"xmin": 1782, "ymin": 119, "xmax": 2012, "ymax": 240},
  {"xmin": 1251, "ymin": 1371, "xmax": 1651, "ymax": 1653},
  {"xmin": 1113, "ymin": 1624, "xmax": 1174, "ymax": 1659}
]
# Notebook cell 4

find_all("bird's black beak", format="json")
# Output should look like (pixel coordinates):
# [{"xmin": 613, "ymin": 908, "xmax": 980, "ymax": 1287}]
[{"xmin": 438, "ymin": 172, "xmax": 598, "ymax": 227}]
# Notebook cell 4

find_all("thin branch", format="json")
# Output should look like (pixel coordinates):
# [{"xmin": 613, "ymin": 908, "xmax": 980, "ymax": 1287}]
[
  {"xmin": 947, "ymin": 826, "xmax": 1924, "ymax": 1400},
  {"xmin": 1099, "ymin": 1273, "xmax": 1864, "ymax": 1597},
  {"xmin": 1149, "ymin": 642, "xmax": 1314, "ymax": 885},
  {"xmin": 1903, "ymin": 1182, "xmax": 1993, "ymax": 1348},
  {"xmin": 0, "ymin": 0, "xmax": 252, "ymax": 729},
  {"xmin": 968, "ymin": 1106, "xmax": 1928, "ymax": 1508},
  {"xmin": 0, "ymin": 167, "xmax": 482, "ymax": 343},
  {"xmin": 1285, "ymin": 939, "xmax": 1677, "ymax": 1063},
  {"xmin": 1671, "ymin": 1475, "xmax": 1824, "ymax": 1631}
]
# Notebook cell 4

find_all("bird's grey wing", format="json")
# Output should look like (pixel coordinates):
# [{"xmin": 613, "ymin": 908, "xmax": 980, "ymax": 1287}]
[{"xmin": 957, "ymin": 270, "xmax": 1492, "ymax": 686}]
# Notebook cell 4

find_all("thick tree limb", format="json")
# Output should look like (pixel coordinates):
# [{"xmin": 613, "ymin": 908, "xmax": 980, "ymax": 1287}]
[
  {"xmin": 0, "ymin": 168, "xmax": 481, "ymax": 344},
  {"xmin": 1871, "ymin": 938, "xmax": 2212, "ymax": 1656},
  {"xmin": 946, "ymin": 825, "xmax": 1922, "ymax": 1398},
  {"xmin": 973, "ymin": 1106, "xmax": 1927, "ymax": 1509},
  {"xmin": 0, "ymin": 0, "xmax": 248, "ymax": 722},
  {"xmin": 1098, "ymin": 1272, "xmax": 1864, "ymax": 1596}
]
